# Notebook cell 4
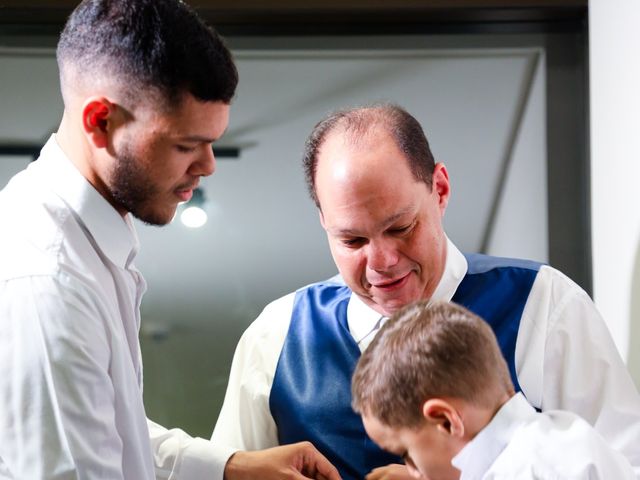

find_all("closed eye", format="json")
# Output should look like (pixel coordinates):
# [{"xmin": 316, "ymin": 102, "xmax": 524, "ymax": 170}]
[
  {"xmin": 176, "ymin": 144, "xmax": 197, "ymax": 153},
  {"xmin": 388, "ymin": 221, "xmax": 415, "ymax": 235},
  {"xmin": 342, "ymin": 237, "xmax": 365, "ymax": 247}
]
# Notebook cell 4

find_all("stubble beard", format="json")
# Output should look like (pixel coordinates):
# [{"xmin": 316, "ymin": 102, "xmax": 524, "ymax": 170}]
[{"xmin": 109, "ymin": 143, "xmax": 170, "ymax": 226}]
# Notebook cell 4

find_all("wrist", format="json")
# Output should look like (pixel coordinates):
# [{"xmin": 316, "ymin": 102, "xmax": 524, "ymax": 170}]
[{"xmin": 223, "ymin": 450, "xmax": 248, "ymax": 480}]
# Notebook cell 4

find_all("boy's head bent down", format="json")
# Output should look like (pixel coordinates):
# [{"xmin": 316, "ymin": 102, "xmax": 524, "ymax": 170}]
[{"xmin": 351, "ymin": 301, "xmax": 515, "ymax": 479}]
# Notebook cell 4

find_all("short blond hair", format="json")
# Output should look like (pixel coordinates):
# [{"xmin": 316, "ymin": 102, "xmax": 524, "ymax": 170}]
[{"xmin": 352, "ymin": 301, "xmax": 513, "ymax": 428}]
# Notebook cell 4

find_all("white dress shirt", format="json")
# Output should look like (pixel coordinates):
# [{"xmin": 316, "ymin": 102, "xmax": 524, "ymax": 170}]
[
  {"xmin": 212, "ymin": 238, "xmax": 640, "ymax": 477},
  {"xmin": 0, "ymin": 136, "xmax": 234, "ymax": 479},
  {"xmin": 452, "ymin": 393, "xmax": 635, "ymax": 479}
]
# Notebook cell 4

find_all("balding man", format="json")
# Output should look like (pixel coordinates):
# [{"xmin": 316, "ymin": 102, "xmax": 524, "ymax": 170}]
[
  {"xmin": 0, "ymin": 1, "xmax": 339, "ymax": 479},
  {"xmin": 213, "ymin": 104, "xmax": 640, "ymax": 480}
]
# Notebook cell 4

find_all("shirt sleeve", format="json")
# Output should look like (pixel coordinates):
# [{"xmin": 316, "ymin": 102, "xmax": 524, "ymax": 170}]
[
  {"xmin": 148, "ymin": 420, "xmax": 236, "ymax": 480},
  {"xmin": 516, "ymin": 266, "xmax": 640, "ymax": 478},
  {"xmin": 0, "ymin": 274, "xmax": 125, "ymax": 479},
  {"xmin": 211, "ymin": 293, "xmax": 295, "ymax": 451}
]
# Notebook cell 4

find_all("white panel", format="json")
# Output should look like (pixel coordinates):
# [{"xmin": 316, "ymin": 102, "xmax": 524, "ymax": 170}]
[
  {"xmin": 590, "ymin": 0, "xmax": 640, "ymax": 362},
  {"xmin": 488, "ymin": 52, "xmax": 548, "ymax": 263}
]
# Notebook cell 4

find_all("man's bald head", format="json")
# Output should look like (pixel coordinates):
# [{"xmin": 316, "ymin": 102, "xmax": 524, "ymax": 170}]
[{"xmin": 302, "ymin": 104, "xmax": 436, "ymax": 209}]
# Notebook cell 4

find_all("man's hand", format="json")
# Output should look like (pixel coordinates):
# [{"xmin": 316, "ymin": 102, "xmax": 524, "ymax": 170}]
[
  {"xmin": 365, "ymin": 464, "xmax": 415, "ymax": 480},
  {"xmin": 224, "ymin": 441, "xmax": 342, "ymax": 480}
]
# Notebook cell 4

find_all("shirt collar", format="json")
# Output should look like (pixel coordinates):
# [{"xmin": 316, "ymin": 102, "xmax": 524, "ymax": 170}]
[
  {"xmin": 430, "ymin": 236, "xmax": 468, "ymax": 302},
  {"xmin": 347, "ymin": 291, "xmax": 385, "ymax": 350},
  {"xmin": 452, "ymin": 393, "xmax": 537, "ymax": 480},
  {"xmin": 37, "ymin": 134, "xmax": 140, "ymax": 269}
]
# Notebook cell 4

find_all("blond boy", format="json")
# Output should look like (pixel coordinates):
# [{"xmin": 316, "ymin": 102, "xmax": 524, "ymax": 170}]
[{"xmin": 352, "ymin": 301, "xmax": 635, "ymax": 480}]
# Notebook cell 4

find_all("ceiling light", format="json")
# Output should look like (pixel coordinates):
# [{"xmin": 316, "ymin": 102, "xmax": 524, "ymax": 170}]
[{"xmin": 179, "ymin": 187, "xmax": 207, "ymax": 228}]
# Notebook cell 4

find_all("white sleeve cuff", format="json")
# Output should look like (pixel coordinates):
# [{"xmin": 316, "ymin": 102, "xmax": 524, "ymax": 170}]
[{"xmin": 178, "ymin": 437, "xmax": 238, "ymax": 480}]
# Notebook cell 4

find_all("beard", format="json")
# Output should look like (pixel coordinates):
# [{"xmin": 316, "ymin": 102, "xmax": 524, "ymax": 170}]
[{"xmin": 109, "ymin": 143, "xmax": 170, "ymax": 226}]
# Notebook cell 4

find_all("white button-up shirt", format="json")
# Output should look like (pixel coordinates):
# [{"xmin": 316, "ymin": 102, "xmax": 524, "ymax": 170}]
[
  {"xmin": 0, "ymin": 136, "xmax": 234, "ymax": 479},
  {"xmin": 452, "ymin": 392, "xmax": 635, "ymax": 479}
]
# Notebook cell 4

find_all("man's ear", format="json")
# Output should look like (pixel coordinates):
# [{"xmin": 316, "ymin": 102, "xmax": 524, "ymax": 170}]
[
  {"xmin": 82, "ymin": 97, "xmax": 114, "ymax": 149},
  {"xmin": 422, "ymin": 398, "xmax": 464, "ymax": 438},
  {"xmin": 432, "ymin": 163, "xmax": 450, "ymax": 215},
  {"xmin": 319, "ymin": 209, "xmax": 326, "ymax": 229}
]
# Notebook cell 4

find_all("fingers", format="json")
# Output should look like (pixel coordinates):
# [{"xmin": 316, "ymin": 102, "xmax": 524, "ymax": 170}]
[
  {"xmin": 365, "ymin": 463, "xmax": 412, "ymax": 480},
  {"xmin": 290, "ymin": 472, "xmax": 337, "ymax": 480},
  {"xmin": 296, "ymin": 441, "xmax": 342, "ymax": 480},
  {"xmin": 223, "ymin": 442, "xmax": 342, "ymax": 480}
]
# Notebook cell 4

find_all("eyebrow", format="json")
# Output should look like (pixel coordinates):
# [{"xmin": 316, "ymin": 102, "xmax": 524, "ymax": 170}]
[
  {"xmin": 178, "ymin": 126, "xmax": 229, "ymax": 144},
  {"xmin": 178, "ymin": 135, "xmax": 217, "ymax": 143},
  {"xmin": 332, "ymin": 207, "xmax": 415, "ymax": 236}
]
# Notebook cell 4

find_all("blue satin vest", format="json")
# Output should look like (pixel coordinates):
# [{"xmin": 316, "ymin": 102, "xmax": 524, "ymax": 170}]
[{"xmin": 269, "ymin": 253, "xmax": 542, "ymax": 480}]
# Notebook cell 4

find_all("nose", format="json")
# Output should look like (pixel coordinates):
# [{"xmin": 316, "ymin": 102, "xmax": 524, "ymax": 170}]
[
  {"xmin": 189, "ymin": 145, "xmax": 216, "ymax": 177},
  {"xmin": 366, "ymin": 238, "xmax": 399, "ymax": 272}
]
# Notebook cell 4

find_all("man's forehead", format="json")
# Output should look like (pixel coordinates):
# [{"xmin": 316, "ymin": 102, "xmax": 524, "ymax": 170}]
[
  {"xmin": 318, "ymin": 127, "xmax": 399, "ymax": 179},
  {"xmin": 325, "ymin": 122, "xmax": 391, "ymax": 149}
]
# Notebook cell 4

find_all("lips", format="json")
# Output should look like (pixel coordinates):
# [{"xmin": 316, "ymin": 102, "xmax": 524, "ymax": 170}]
[
  {"xmin": 175, "ymin": 188, "xmax": 193, "ymax": 202},
  {"xmin": 175, "ymin": 181, "xmax": 199, "ymax": 203},
  {"xmin": 371, "ymin": 273, "xmax": 410, "ymax": 291}
]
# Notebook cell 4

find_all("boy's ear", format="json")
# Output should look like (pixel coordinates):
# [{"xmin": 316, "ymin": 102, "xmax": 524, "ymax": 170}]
[
  {"xmin": 82, "ymin": 97, "xmax": 114, "ymax": 149},
  {"xmin": 422, "ymin": 398, "xmax": 465, "ymax": 438}
]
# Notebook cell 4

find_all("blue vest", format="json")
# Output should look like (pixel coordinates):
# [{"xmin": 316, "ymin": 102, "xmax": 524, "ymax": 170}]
[{"xmin": 270, "ymin": 253, "xmax": 542, "ymax": 480}]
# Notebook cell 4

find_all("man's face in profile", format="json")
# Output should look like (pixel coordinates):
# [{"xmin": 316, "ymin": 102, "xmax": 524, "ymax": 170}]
[{"xmin": 108, "ymin": 94, "xmax": 229, "ymax": 225}]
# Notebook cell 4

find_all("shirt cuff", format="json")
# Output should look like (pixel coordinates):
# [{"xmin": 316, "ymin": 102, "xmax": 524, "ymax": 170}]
[{"xmin": 178, "ymin": 437, "xmax": 238, "ymax": 480}]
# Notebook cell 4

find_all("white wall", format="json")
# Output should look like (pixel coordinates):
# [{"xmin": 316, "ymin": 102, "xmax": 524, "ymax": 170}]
[{"xmin": 589, "ymin": 1, "xmax": 640, "ymax": 375}]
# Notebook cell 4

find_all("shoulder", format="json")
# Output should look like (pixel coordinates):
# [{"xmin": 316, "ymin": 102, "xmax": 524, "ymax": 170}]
[
  {"xmin": 488, "ymin": 412, "xmax": 588, "ymax": 474},
  {"xmin": 461, "ymin": 253, "xmax": 592, "ymax": 316},
  {"xmin": 464, "ymin": 252, "xmax": 543, "ymax": 275},
  {"xmin": 534, "ymin": 264, "xmax": 591, "ymax": 299},
  {"xmin": 1, "ymin": 183, "xmax": 114, "ymax": 295},
  {"xmin": 526, "ymin": 264, "xmax": 596, "ymax": 325},
  {"xmin": 249, "ymin": 291, "xmax": 297, "ymax": 335},
  {"xmin": 0, "ymin": 172, "xmax": 76, "ymax": 279},
  {"xmin": 0, "ymin": 271, "xmax": 112, "ymax": 364},
  {"xmin": 244, "ymin": 275, "xmax": 346, "ymax": 342},
  {"xmin": 505, "ymin": 411, "xmax": 630, "ymax": 476}
]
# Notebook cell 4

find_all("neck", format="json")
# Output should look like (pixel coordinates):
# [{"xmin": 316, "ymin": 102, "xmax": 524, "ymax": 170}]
[
  {"xmin": 461, "ymin": 390, "xmax": 514, "ymax": 442},
  {"xmin": 56, "ymin": 110, "xmax": 91, "ymax": 177},
  {"xmin": 56, "ymin": 110, "xmax": 119, "ymax": 215}
]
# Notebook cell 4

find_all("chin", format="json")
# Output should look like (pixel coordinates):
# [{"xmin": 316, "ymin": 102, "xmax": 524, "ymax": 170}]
[
  {"xmin": 382, "ymin": 303, "xmax": 405, "ymax": 316},
  {"xmin": 386, "ymin": 292, "xmax": 423, "ymax": 311},
  {"xmin": 133, "ymin": 208, "xmax": 175, "ymax": 226},
  {"xmin": 371, "ymin": 299, "xmax": 405, "ymax": 317}
]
